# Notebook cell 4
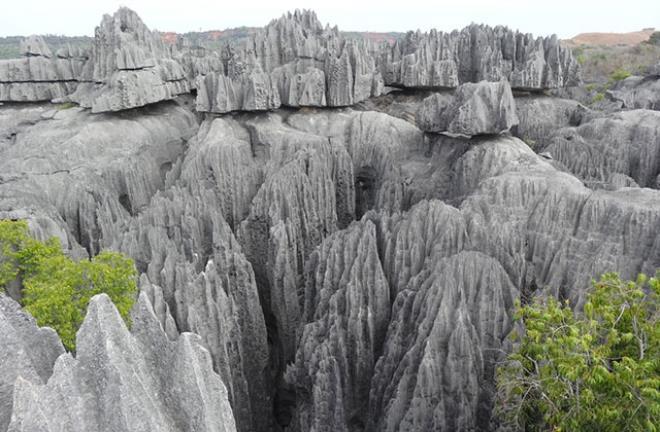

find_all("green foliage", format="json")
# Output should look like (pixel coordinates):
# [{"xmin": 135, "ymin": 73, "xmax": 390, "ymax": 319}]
[
  {"xmin": 610, "ymin": 68, "xmax": 632, "ymax": 82},
  {"xmin": 496, "ymin": 273, "xmax": 660, "ymax": 432},
  {"xmin": 55, "ymin": 102, "xmax": 77, "ymax": 110},
  {"xmin": 647, "ymin": 31, "xmax": 660, "ymax": 46},
  {"xmin": 522, "ymin": 137, "xmax": 537, "ymax": 150},
  {"xmin": 0, "ymin": 220, "xmax": 137, "ymax": 351},
  {"xmin": 591, "ymin": 92, "xmax": 605, "ymax": 104}
]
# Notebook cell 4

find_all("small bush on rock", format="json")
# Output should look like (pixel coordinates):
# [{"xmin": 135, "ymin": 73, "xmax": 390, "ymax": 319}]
[{"xmin": 0, "ymin": 220, "xmax": 137, "ymax": 350}]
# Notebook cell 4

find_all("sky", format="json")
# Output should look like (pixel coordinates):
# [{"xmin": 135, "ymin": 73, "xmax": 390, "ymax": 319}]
[{"xmin": 1, "ymin": 0, "xmax": 658, "ymax": 39}]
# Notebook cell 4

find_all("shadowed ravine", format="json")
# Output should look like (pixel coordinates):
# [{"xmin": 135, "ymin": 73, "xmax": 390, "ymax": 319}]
[{"xmin": 1, "ymin": 7, "xmax": 659, "ymax": 432}]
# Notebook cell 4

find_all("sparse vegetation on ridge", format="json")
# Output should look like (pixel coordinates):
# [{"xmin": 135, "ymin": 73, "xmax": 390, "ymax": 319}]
[{"xmin": 0, "ymin": 220, "xmax": 137, "ymax": 351}]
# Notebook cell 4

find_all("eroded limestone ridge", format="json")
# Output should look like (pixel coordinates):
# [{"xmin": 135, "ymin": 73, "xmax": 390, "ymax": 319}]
[
  {"xmin": 0, "ymin": 8, "xmax": 581, "ymax": 113},
  {"xmin": 1, "ymin": 293, "xmax": 237, "ymax": 432},
  {"xmin": 381, "ymin": 25, "xmax": 581, "ymax": 90}
]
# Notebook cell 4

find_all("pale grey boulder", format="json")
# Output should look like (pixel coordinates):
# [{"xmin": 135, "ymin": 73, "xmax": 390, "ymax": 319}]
[
  {"xmin": 70, "ymin": 8, "xmax": 190, "ymax": 112},
  {"xmin": 382, "ymin": 25, "xmax": 580, "ymax": 91},
  {"xmin": 607, "ymin": 74, "xmax": 660, "ymax": 111},
  {"xmin": 544, "ymin": 109, "xmax": 660, "ymax": 188},
  {"xmin": 7, "ymin": 293, "xmax": 237, "ymax": 432},
  {"xmin": 417, "ymin": 80, "xmax": 518, "ymax": 136},
  {"xmin": 0, "ymin": 295, "xmax": 64, "ymax": 432}
]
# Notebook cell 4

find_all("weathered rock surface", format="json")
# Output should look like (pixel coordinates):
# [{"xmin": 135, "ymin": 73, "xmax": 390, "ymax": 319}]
[
  {"xmin": 0, "ymin": 36, "xmax": 85, "ymax": 102},
  {"xmin": 0, "ymin": 295, "xmax": 64, "ymax": 432},
  {"xmin": 7, "ymin": 293, "xmax": 237, "ymax": 432},
  {"xmin": 195, "ymin": 10, "xmax": 382, "ymax": 113},
  {"xmin": 70, "ymin": 8, "xmax": 189, "ymax": 112},
  {"xmin": 543, "ymin": 109, "xmax": 660, "ymax": 188},
  {"xmin": 514, "ymin": 95, "xmax": 590, "ymax": 148},
  {"xmin": 0, "ymin": 101, "xmax": 197, "ymax": 256},
  {"xmin": 2, "ymin": 13, "xmax": 659, "ymax": 431},
  {"xmin": 607, "ymin": 72, "xmax": 660, "ymax": 111},
  {"xmin": 114, "ymin": 186, "xmax": 271, "ymax": 432},
  {"xmin": 287, "ymin": 220, "xmax": 390, "ymax": 432},
  {"xmin": 417, "ymin": 80, "xmax": 518, "ymax": 135},
  {"xmin": 368, "ymin": 252, "xmax": 517, "ymax": 432},
  {"xmin": 381, "ymin": 25, "xmax": 580, "ymax": 90}
]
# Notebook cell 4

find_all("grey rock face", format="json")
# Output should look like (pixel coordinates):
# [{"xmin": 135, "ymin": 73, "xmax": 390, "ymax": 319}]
[
  {"xmin": 544, "ymin": 109, "xmax": 660, "ymax": 188},
  {"xmin": 514, "ymin": 95, "xmax": 590, "ymax": 148},
  {"xmin": 368, "ymin": 251, "xmax": 516, "ymax": 432},
  {"xmin": 382, "ymin": 25, "xmax": 580, "ymax": 91},
  {"xmin": 0, "ymin": 36, "xmax": 85, "ymax": 102},
  {"xmin": 288, "ymin": 220, "xmax": 390, "ymax": 432},
  {"xmin": 70, "ymin": 8, "xmax": 190, "ymax": 112},
  {"xmin": 608, "ymin": 74, "xmax": 660, "ymax": 111},
  {"xmin": 0, "ymin": 101, "xmax": 197, "ymax": 256},
  {"xmin": 115, "ymin": 186, "xmax": 271, "ymax": 432},
  {"xmin": 195, "ymin": 10, "xmax": 382, "ymax": 113},
  {"xmin": 2, "ymin": 31, "xmax": 659, "ymax": 431},
  {"xmin": 7, "ymin": 293, "xmax": 237, "ymax": 432},
  {"xmin": 0, "ymin": 295, "xmax": 64, "ymax": 432},
  {"xmin": 417, "ymin": 80, "xmax": 518, "ymax": 135},
  {"xmin": 195, "ymin": 68, "xmax": 281, "ymax": 113}
]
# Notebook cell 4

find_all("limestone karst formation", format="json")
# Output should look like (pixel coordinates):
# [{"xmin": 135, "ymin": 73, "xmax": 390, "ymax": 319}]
[{"xmin": 1, "ymin": 6, "xmax": 659, "ymax": 432}]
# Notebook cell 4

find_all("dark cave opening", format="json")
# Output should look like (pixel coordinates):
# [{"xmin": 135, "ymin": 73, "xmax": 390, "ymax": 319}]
[
  {"xmin": 118, "ymin": 193, "xmax": 133, "ymax": 215},
  {"xmin": 355, "ymin": 166, "xmax": 377, "ymax": 220}
]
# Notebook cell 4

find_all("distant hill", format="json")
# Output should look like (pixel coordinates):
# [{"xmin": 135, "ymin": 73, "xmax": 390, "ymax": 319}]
[{"xmin": 567, "ymin": 28, "xmax": 656, "ymax": 46}]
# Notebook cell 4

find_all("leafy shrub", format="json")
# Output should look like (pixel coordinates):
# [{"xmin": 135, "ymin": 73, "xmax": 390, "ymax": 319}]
[
  {"xmin": 591, "ymin": 92, "xmax": 605, "ymax": 104},
  {"xmin": 496, "ymin": 272, "xmax": 660, "ymax": 432},
  {"xmin": 0, "ymin": 220, "xmax": 137, "ymax": 350},
  {"xmin": 648, "ymin": 31, "xmax": 660, "ymax": 46},
  {"xmin": 610, "ymin": 68, "xmax": 632, "ymax": 82}
]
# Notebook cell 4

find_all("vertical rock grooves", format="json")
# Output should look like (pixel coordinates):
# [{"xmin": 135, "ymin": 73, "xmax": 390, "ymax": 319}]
[
  {"xmin": 7, "ymin": 293, "xmax": 237, "ymax": 432},
  {"xmin": 115, "ymin": 186, "xmax": 271, "ymax": 432},
  {"xmin": 288, "ymin": 220, "xmax": 390, "ymax": 432},
  {"xmin": 4, "ymin": 10, "xmax": 660, "ymax": 427},
  {"xmin": 0, "ymin": 295, "xmax": 65, "ymax": 432},
  {"xmin": 367, "ymin": 252, "xmax": 517, "ymax": 432}
]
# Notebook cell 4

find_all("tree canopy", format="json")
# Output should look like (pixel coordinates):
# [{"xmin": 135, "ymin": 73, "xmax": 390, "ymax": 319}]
[
  {"xmin": 496, "ymin": 272, "xmax": 659, "ymax": 431},
  {"xmin": 0, "ymin": 220, "xmax": 137, "ymax": 351}
]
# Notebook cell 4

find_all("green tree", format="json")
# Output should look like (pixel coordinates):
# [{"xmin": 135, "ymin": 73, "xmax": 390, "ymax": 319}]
[
  {"xmin": 0, "ymin": 220, "xmax": 137, "ymax": 350},
  {"xmin": 496, "ymin": 273, "xmax": 660, "ymax": 431},
  {"xmin": 647, "ymin": 31, "xmax": 660, "ymax": 46}
]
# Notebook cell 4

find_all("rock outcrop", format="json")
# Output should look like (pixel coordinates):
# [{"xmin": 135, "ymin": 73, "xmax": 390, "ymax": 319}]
[
  {"xmin": 514, "ymin": 95, "xmax": 590, "ymax": 148},
  {"xmin": 0, "ymin": 101, "xmax": 197, "ymax": 256},
  {"xmin": 607, "ymin": 66, "xmax": 660, "ymax": 111},
  {"xmin": 3, "ymin": 7, "xmax": 660, "ymax": 432},
  {"xmin": 195, "ymin": 10, "xmax": 383, "ymax": 113},
  {"xmin": 543, "ymin": 109, "xmax": 660, "ymax": 188},
  {"xmin": 381, "ymin": 25, "xmax": 580, "ymax": 90},
  {"xmin": 416, "ymin": 80, "xmax": 518, "ymax": 135},
  {"xmin": 287, "ymin": 220, "xmax": 390, "ymax": 432},
  {"xmin": 70, "ymin": 8, "xmax": 190, "ymax": 112},
  {"xmin": 0, "ymin": 36, "xmax": 85, "ymax": 102},
  {"xmin": 0, "ymin": 295, "xmax": 64, "ymax": 432},
  {"xmin": 7, "ymin": 293, "xmax": 237, "ymax": 432}
]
